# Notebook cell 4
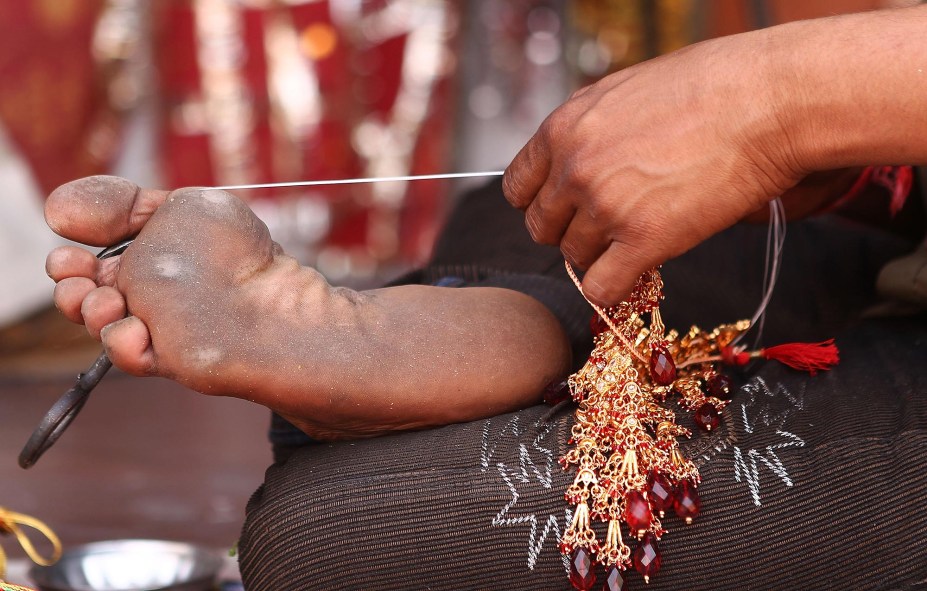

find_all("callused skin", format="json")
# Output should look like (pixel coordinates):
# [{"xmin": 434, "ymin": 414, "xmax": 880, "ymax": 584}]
[{"xmin": 45, "ymin": 176, "xmax": 572, "ymax": 440}]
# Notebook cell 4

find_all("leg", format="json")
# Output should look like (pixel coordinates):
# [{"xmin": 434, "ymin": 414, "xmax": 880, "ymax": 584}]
[
  {"xmin": 268, "ymin": 178, "xmax": 600, "ymax": 460},
  {"xmin": 44, "ymin": 176, "xmax": 571, "ymax": 439},
  {"xmin": 240, "ymin": 182, "xmax": 926, "ymax": 589}
]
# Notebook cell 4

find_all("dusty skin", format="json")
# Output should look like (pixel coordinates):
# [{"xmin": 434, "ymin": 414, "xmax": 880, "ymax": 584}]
[{"xmin": 45, "ymin": 176, "xmax": 571, "ymax": 439}]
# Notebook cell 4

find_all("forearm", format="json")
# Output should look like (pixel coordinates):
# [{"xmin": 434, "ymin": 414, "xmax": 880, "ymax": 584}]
[{"xmin": 768, "ymin": 5, "xmax": 927, "ymax": 172}]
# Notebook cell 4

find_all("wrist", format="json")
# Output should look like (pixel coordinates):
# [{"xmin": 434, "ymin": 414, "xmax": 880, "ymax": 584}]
[
  {"xmin": 755, "ymin": 19, "xmax": 829, "ymax": 177},
  {"xmin": 760, "ymin": 6, "xmax": 927, "ymax": 173}
]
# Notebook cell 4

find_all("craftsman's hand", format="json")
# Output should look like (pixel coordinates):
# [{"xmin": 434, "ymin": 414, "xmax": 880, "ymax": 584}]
[{"xmin": 503, "ymin": 31, "xmax": 805, "ymax": 307}]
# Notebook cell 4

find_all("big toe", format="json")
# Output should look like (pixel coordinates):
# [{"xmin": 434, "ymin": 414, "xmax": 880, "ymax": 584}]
[{"xmin": 45, "ymin": 176, "xmax": 170, "ymax": 247}]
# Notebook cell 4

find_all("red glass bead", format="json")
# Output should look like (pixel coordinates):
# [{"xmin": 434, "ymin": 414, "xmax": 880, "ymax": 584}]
[
  {"xmin": 646, "ymin": 471, "xmax": 675, "ymax": 516},
  {"xmin": 604, "ymin": 565, "xmax": 625, "ymax": 591},
  {"xmin": 674, "ymin": 479, "xmax": 701, "ymax": 524},
  {"xmin": 570, "ymin": 547, "xmax": 597, "ymax": 591},
  {"xmin": 623, "ymin": 490, "xmax": 652, "ymax": 536},
  {"xmin": 632, "ymin": 532, "xmax": 661, "ymax": 583},
  {"xmin": 543, "ymin": 380, "xmax": 571, "ymax": 405},
  {"xmin": 707, "ymin": 373, "xmax": 734, "ymax": 399},
  {"xmin": 591, "ymin": 314, "xmax": 610, "ymax": 335},
  {"xmin": 694, "ymin": 402, "xmax": 720, "ymax": 431},
  {"xmin": 649, "ymin": 345, "xmax": 676, "ymax": 386}
]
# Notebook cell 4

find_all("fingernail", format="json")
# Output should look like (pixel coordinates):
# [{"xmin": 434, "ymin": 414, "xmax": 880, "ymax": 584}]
[
  {"xmin": 100, "ymin": 317, "xmax": 127, "ymax": 340},
  {"xmin": 584, "ymin": 279, "xmax": 624, "ymax": 308},
  {"xmin": 583, "ymin": 278, "xmax": 606, "ymax": 306}
]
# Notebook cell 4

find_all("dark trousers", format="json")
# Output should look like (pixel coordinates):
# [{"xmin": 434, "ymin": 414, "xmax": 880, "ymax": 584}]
[{"xmin": 239, "ymin": 180, "xmax": 927, "ymax": 591}]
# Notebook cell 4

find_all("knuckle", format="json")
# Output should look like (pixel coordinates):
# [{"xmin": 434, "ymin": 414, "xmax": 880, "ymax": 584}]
[
  {"xmin": 524, "ymin": 210, "xmax": 547, "ymax": 244},
  {"xmin": 541, "ymin": 108, "xmax": 569, "ymax": 141},
  {"xmin": 560, "ymin": 240, "xmax": 591, "ymax": 270},
  {"xmin": 501, "ymin": 170, "xmax": 527, "ymax": 208},
  {"xmin": 568, "ymin": 87, "xmax": 588, "ymax": 101},
  {"xmin": 524, "ymin": 199, "xmax": 560, "ymax": 246},
  {"xmin": 562, "ymin": 157, "xmax": 593, "ymax": 191}
]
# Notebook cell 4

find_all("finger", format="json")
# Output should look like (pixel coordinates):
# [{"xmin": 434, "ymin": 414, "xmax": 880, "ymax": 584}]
[
  {"xmin": 53, "ymin": 277, "xmax": 98, "ymax": 324},
  {"xmin": 503, "ymin": 121, "xmax": 554, "ymax": 210},
  {"xmin": 100, "ymin": 316, "xmax": 156, "ymax": 376},
  {"xmin": 559, "ymin": 209, "xmax": 612, "ymax": 271},
  {"xmin": 581, "ymin": 241, "xmax": 660, "ymax": 308},
  {"xmin": 45, "ymin": 175, "xmax": 170, "ymax": 246},
  {"xmin": 81, "ymin": 287, "xmax": 127, "ymax": 340},
  {"xmin": 523, "ymin": 184, "xmax": 576, "ymax": 245},
  {"xmin": 46, "ymin": 246, "xmax": 99, "ymax": 282}
]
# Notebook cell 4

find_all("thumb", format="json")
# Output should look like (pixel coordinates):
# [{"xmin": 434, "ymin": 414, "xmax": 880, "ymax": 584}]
[{"xmin": 581, "ymin": 242, "xmax": 662, "ymax": 308}]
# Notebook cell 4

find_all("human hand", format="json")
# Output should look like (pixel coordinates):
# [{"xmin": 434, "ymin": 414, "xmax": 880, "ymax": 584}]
[{"xmin": 503, "ymin": 31, "xmax": 805, "ymax": 307}]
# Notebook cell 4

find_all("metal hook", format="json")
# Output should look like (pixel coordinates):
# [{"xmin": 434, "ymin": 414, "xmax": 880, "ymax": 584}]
[{"xmin": 18, "ymin": 238, "xmax": 135, "ymax": 469}]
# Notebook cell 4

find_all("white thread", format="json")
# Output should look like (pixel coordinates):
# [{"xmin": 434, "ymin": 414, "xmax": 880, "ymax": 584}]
[
  {"xmin": 483, "ymin": 414, "xmax": 563, "ymax": 570},
  {"xmin": 565, "ymin": 196, "xmax": 785, "ymax": 356},
  {"xmin": 734, "ymin": 197, "xmax": 786, "ymax": 348},
  {"xmin": 210, "ymin": 170, "xmax": 505, "ymax": 191}
]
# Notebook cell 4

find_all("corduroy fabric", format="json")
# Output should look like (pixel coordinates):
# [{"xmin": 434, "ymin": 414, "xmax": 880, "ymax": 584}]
[
  {"xmin": 241, "ymin": 179, "xmax": 927, "ymax": 590},
  {"xmin": 241, "ymin": 318, "xmax": 927, "ymax": 591}
]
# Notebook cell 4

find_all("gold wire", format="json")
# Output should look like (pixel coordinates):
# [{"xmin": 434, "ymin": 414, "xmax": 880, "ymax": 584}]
[
  {"xmin": 564, "ymin": 261, "xmax": 650, "ymax": 365},
  {"xmin": 0, "ymin": 507, "xmax": 62, "ymax": 579}
]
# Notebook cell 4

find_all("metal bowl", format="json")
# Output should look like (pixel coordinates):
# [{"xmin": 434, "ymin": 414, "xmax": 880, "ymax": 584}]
[{"xmin": 29, "ymin": 540, "xmax": 223, "ymax": 591}]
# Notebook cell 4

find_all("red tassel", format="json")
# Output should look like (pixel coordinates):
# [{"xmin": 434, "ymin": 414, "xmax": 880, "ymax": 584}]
[
  {"xmin": 760, "ymin": 339, "xmax": 839, "ymax": 375},
  {"xmin": 870, "ymin": 165, "xmax": 913, "ymax": 217},
  {"xmin": 720, "ymin": 339, "xmax": 840, "ymax": 375},
  {"xmin": 824, "ymin": 165, "xmax": 913, "ymax": 217},
  {"xmin": 720, "ymin": 346, "xmax": 751, "ymax": 366}
]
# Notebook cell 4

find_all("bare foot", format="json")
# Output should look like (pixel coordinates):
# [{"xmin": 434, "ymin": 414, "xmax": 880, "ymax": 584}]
[{"xmin": 45, "ymin": 176, "xmax": 571, "ymax": 439}]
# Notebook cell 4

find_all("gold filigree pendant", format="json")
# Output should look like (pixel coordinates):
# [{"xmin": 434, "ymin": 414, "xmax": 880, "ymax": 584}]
[{"xmin": 559, "ymin": 267, "xmax": 750, "ymax": 589}]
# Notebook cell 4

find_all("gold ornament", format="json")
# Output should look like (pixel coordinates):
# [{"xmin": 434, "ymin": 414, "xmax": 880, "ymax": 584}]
[{"xmin": 560, "ymin": 265, "xmax": 748, "ymax": 588}]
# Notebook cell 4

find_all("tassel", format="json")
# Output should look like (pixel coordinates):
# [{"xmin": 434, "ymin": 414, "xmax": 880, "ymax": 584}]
[
  {"xmin": 824, "ymin": 165, "xmax": 913, "ymax": 217},
  {"xmin": 760, "ymin": 339, "xmax": 839, "ymax": 375},
  {"xmin": 721, "ymin": 339, "xmax": 839, "ymax": 375},
  {"xmin": 870, "ymin": 165, "xmax": 913, "ymax": 217}
]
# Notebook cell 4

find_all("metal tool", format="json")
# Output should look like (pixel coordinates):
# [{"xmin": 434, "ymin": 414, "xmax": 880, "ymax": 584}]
[
  {"xmin": 18, "ymin": 171, "xmax": 505, "ymax": 469},
  {"xmin": 19, "ymin": 240, "xmax": 134, "ymax": 469}
]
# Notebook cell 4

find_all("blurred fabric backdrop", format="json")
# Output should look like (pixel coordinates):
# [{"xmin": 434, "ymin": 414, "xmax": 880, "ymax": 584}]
[
  {"xmin": 0, "ymin": 0, "xmax": 916, "ymax": 580},
  {"xmin": 0, "ymin": 0, "xmax": 913, "ymax": 326}
]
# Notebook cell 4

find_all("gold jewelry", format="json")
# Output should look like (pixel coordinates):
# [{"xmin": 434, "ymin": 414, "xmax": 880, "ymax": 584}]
[{"xmin": 560, "ymin": 265, "xmax": 748, "ymax": 589}]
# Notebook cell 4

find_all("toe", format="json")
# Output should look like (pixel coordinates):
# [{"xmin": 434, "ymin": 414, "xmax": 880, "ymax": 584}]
[
  {"xmin": 53, "ymin": 277, "xmax": 98, "ymax": 323},
  {"xmin": 101, "ymin": 316, "xmax": 156, "ymax": 376},
  {"xmin": 46, "ymin": 246, "xmax": 99, "ymax": 282},
  {"xmin": 81, "ymin": 287, "xmax": 127, "ymax": 340},
  {"xmin": 45, "ymin": 176, "xmax": 170, "ymax": 247}
]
